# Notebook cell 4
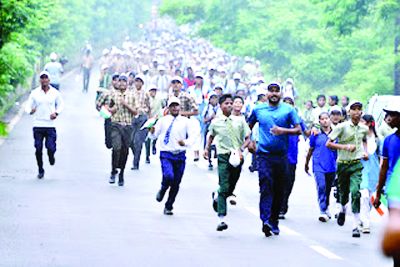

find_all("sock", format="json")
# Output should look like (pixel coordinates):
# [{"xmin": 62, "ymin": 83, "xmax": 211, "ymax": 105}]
[
  {"xmin": 218, "ymin": 215, "xmax": 225, "ymax": 223},
  {"xmin": 353, "ymin": 213, "xmax": 361, "ymax": 228}
]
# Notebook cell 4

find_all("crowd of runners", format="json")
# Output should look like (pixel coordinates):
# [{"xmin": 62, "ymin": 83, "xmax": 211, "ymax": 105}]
[{"xmin": 25, "ymin": 20, "xmax": 400, "ymax": 265}]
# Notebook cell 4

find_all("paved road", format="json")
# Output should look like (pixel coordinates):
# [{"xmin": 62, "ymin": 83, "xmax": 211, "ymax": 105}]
[{"xmin": 0, "ymin": 69, "xmax": 393, "ymax": 267}]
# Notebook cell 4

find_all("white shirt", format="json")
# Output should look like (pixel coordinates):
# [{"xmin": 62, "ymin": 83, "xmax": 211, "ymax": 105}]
[
  {"xmin": 44, "ymin": 61, "xmax": 63, "ymax": 84},
  {"xmin": 150, "ymin": 115, "xmax": 195, "ymax": 152},
  {"xmin": 25, "ymin": 86, "xmax": 64, "ymax": 127}
]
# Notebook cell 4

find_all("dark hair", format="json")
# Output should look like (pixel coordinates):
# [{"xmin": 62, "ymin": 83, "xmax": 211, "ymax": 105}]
[
  {"xmin": 305, "ymin": 100, "xmax": 314, "ymax": 107},
  {"xmin": 362, "ymin": 114, "xmax": 378, "ymax": 137},
  {"xmin": 219, "ymin": 94, "xmax": 233, "ymax": 105},
  {"xmin": 319, "ymin": 112, "xmax": 330, "ymax": 119},
  {"xmin": 329, "ymin": 95, "xmax": 338, "ymax": 105},
  {"xmin": 317, "ymin": 94, "xmax": 326, "ymax": 101},
  {"xmin": 233, "ymin": 95, "xmax": 244, "ymax": 104}
]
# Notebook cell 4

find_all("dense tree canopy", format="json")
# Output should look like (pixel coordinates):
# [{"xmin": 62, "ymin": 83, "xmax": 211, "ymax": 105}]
[
  {"xmin": 160, "ymin": 0, "xmax": 398, "ymax": 103},
  {"xmin": 0, "ymin": 0, "xmax": 150, "ymax": 110}
]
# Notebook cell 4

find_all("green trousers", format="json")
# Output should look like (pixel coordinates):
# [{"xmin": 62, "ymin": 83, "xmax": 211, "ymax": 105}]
[
  {"xmin": 217, "ymin": 153, "xmax": 243, "ymax": 216},
  {"xmin": 337, "ymin": 161, "xmax": 363, "ymax": 213}
]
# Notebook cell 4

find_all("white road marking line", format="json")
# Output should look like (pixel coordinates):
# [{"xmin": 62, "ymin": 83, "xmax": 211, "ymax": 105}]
[{"xmin": 309, "ymin": 245, "xmax": 343, "ymax": 260}]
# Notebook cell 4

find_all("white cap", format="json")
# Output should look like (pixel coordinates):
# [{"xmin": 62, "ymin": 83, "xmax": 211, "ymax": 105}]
[
  {"xmin": 329, "ymin": 106, "xmax": 343, "ymax": 115},
  {"xmin": 233, "ymin": 73, "xmax": 241, "ymax": 80},
  {"xmin": 39, "ymin": 70, "xmax": 50, "ymax": 78},
  {"xmin": 102, "ymin": 49, "xmax": 109, "ymax": 55},
  {"xmin": 50, "ymin": 52, "xmax": 57, "ymax": 61},
  {"xmin": 168, "ymin": 96, "xmax": 180, "ymax": 106},
  {"xmin": 171, "ymin": 76, "xmax": 183, "ymax": 84},
  {"xmin": 135, "ymin": 74, "xmax": 145, "ymax": 83},
  {"xmin": 383, "ymin": 102, "xmax": 400, "ymax": 113},
  {"xmin": 195, "ymin": 72, "xmax": 204, "ymax": 79},
  {"xmin": 101, "ymin": 64, "xmax": 109, "ymax": 70},
  {"xmin": 142, "ymin": 65, "xmax": 149, "ymax": 72},
  {"xmin": 148, "ymin": 84, "xmax": 158, "ymax": 91}
]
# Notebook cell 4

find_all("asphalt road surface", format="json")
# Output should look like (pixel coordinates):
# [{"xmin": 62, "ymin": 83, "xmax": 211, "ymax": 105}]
[{"xmin": 0, "ymin": 69, "xmax": 393, "ymax": 267}]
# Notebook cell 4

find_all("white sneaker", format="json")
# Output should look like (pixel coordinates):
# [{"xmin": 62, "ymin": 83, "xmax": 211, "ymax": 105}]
[
  {"xmin": 362, "ymin": 226, "xmax": 370, "ymax": 234},
  {"xmin": 318, "ymin": 213, "xmax": 330, "ymax": 222}
]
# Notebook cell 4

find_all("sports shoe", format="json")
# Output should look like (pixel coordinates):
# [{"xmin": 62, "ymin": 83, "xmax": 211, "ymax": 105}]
[
  {"xmin": 337, "ymin": 211, "xmax": 346, "ymax": 226},
  {"xmin": 163, "ymin": 208, "xmax": 173, "ymax": 215},
  {"xmin": 212, "ymin": 192, "xmax": 218, "ymax": 212},
  {"xmin": 48, "ymin": 153, "xmax": 55, "ymax": 166},
  {"xmin": 362, "ymin": 227, "xmax": 370, "ymax": 234},
  {"xmin": 216, "ymin": 222, "xmax": 228, "ymax": 231},
  {"xmin": 262, "ymin": 222, "xmax": 273, "ymax": 237},
  {"xmin": 156, "ymin": 189, "xmax": 166, "ymax": 202},
  {"xmin": 352, "ymin": 227, "xmax": 361, "ymax": 238},
  {"xmin": 229, "ymin": 194, "xmax": 237, "ymax": 205},
  {"xmin": 319, "ymin": 213, "xmax": 330, "ymax": 223},
  {"xmin": 271, "ymin": 224, "xmax": 280, "ymax": 235},
  {"xmin": 278, "ymin": 212, "xmax": 286, "ymax": 220},
  {"xmin": 37, "ymin": 170, "xmax": 45, "ymax": 179},
  {"xmin": 118, "ymin": 174, "xmax": 124, "ymax": 186},
  {"xmin": 145, "ymin": 157, "xmax": 150, "ymax": 164},
  {"xmin": 208, "ymin": 164, "xmax": 213, "ymax": 171}
]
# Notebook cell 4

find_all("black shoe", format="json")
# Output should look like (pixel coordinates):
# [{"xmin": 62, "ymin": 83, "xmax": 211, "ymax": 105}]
[
  {"xmin": 152, "ymin": 146, "xmax": 157, "ymax": 155},
  {"xmin": 352, "ymin": 227, "xmax": 361, "ymax": 238},
  {"xmin": 278, "ymin": 212, "xmax": 286, "ymax": 220},
  {"xmin": 131, "ymin": 166, "xmax": 139, "ymax": 170},
  {"xmin": 118, "ymin": 174, "xmax": 124, "ymax": 186},
  {"xmin": 48, "ymin": 154, "xmax": 55, "ymax": 166},
  {"xmin": 37, "ymin": 170, "xmax": 45, "ymax": 179},
  {"xmin": 109, "ymin": 174, "xmax": 116, "ymax": 184},
  {"xmin": 163, "ymin": 208, "xmax": 173, "ymax": 215},
  {"xmin": 262, "ymin": 222, "xmax": 273, "ymax": 237},
  {"xmin": 156, "ymin": 189, "xmax": 166, "ymax": 202},
  {"xmin": 145, "ymin": 158, "xmax": 150, "ymax": 164},
  {"xmin": 229, "ymin": 194, "xmax": 237, "ymax": 205},
  {"xmin": 208, "ymin": 164, "xmax": 213, "ymax": 171},
  {"xmin": 337, "ymin": 211, "xmax": 346, "ymax": 226},
  {"xmin": 194, "ymin": 158, "xmax": 199, "ymax": 162},
  {"xmin": 216, "ymin": 222, "xmax": 228, "ymax": 231},
  {"xmin": 212, "ymin": 192, "xmax": 218, "ymax": 212}
]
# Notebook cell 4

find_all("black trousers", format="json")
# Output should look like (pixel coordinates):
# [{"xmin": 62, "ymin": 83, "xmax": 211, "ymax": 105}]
[
  {"xmin": 130, "ymin": 115, "xmax": 148, "ymax": 168},
  {"xmin": 33, "ymin": 127, "xmax": 57, "ymax": 172},
  {"xmin": 111, "ymin": 123, "xmax": 132, "ymax": 173},
  {"xmin": 281, "ymin": 163, "xmax": 297, "ymax": 214}
]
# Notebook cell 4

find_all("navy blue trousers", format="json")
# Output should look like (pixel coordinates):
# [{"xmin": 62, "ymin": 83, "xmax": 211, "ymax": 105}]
[
  {"xmin": 257, "ymin": 153, "xmax": 288, "ymax": 226},
  {"xmin": 160, "ymin": 151, "xmax": 186, "ymax": 210},
  {"xmin": 33, "ymin": 127, "xmax": 57, "ymax": 172}
]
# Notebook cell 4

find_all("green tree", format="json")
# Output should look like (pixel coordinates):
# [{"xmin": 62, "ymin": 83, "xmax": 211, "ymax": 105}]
[{"xmin": 316, "ymin": 0, "xmax": 400, "ymax": 95}]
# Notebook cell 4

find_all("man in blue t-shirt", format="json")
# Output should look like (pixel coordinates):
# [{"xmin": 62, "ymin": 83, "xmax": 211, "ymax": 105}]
[
  {"xmin": 375, "ymin": 103, "xmax": 400, "ymax": 209},
  {"xmin": 248, "ymin": 82, "xmax": 301, "ymax": 237}
]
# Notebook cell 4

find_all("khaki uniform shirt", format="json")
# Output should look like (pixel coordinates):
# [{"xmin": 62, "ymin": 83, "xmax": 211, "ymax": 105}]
[
  {"xmin": 328, "ymin": 120, "xmax": 368, "ymax": 161},
  {"xmin": 208, "ymin": 114, "xmax": 251, "ymax": 154}
]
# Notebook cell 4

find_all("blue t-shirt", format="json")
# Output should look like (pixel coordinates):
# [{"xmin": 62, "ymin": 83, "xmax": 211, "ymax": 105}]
[
  {"xmin": 248, "ymin": 102, "xmax": 301, "ymax": 155},
  {"xmin": 382, "ymin": 132, "xmax": 400, "ymax": 185},
  {"xmin": 309, "ymin": 131, "xmax": 337, "ymax": 173}
]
